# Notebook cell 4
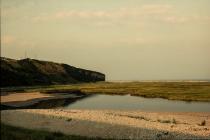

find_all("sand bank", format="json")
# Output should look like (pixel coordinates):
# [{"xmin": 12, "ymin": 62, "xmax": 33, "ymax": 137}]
[{"xmin": 0, "ymin": 92, "xmax": 83, "ymax": 107}]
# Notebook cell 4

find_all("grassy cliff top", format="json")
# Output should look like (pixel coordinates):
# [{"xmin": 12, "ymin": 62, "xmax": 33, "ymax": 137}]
[{"xmin": 1, "ymin": 57, "xmax": 105, "ymax": 87}]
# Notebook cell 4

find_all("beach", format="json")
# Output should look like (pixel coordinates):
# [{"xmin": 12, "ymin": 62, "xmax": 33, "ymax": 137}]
[{"xmin": 1, "ymin": 109, "xmax": 210, "ymax": 139}]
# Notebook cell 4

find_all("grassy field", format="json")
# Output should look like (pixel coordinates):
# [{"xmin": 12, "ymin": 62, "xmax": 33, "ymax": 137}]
[
  {"xmin": 1, "ymin": 82, "xmax": 210, "ymax": 102},
  {"xmin": 1, "ymin": 123, "xmax": 118, "ymax": 140}
]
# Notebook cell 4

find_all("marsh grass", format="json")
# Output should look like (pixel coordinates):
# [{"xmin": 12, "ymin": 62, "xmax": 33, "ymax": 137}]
[{"xmin": 1, "ymin": 82, "xmax": 210, "ymax": 102}]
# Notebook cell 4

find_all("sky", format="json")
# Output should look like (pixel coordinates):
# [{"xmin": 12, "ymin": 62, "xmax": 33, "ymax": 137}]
[{"xmin": 1, "ymin": 0, "xmax": 210, "ymax": 81}]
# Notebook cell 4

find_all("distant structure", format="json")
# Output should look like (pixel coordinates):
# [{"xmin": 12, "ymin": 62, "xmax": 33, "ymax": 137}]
[
  {"xmin": 34, "ymin": 53, "xmax": 38, "ymax": 59},
  {"xmin": 24, "ymin": 51, "xmax": 27, "ymax": 59},
  {"xmin": 23, "ymin": 50, "xmax": 38, "ymax": 59}
]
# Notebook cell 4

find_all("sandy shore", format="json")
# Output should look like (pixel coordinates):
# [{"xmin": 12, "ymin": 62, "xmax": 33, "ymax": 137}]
[
  {"xmin": 1, "ymin": 92, "xmax": 54, "ymax": 103},
  {"xmin": 0, "ymin": 92, "xmax": 83, "ymax": 107},
  {"xmin": 1, "ymin": 109, "xmax": 210, "ymax": 139}
]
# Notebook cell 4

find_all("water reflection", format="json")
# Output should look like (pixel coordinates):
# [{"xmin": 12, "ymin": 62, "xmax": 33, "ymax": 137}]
[{"xmin": 64, "ymin": 94, "xmax": 210, "ymax": 112}]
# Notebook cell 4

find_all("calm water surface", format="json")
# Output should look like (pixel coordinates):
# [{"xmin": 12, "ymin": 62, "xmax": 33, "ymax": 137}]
[{"xmin": 64, "ymin": 94, "xmax": 210, "ymax": 112}]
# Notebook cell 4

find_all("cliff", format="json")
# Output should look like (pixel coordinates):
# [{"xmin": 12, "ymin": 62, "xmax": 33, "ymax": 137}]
[{"xmin": 1, "ymin": 57, "xmax": 105, "ymax": 87}]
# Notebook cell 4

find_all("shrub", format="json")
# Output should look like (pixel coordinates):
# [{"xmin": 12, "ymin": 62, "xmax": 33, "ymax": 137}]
[
  {"xmin": 66, "ymin": 118, "xmax": 72, "ymax": 122},
  {"xmin": 200, "ymin": 120, "xmax": 206, "ymax": 126},
  {"xmin": 172, "ymin": 118, "xmax": 177, "ymax": 124}
]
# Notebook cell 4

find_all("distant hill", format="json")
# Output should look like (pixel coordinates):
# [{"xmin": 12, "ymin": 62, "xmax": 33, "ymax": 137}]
[{"xmin": 0, "ymin": 57, "xmax": 105, "ymax": 87}]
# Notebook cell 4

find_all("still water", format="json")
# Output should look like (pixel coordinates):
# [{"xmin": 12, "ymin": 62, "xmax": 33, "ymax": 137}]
[{"xmin": 64, "ymin": 94, "xmax": 210, "ymax": 112}]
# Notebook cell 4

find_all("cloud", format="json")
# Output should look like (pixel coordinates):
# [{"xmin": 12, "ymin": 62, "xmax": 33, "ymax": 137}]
[
  {"xmin": 161, "ymin": 16, "xmax": 188, "ymax": 23},
  {"xmin": 31, "ymin": 12, "xmax": 51, "ymax": 22},
  {"xmin": 1, "ymin": 35, "xmax": 16, "ymax": 45},
  {"xmin": 157, "ymin": 15, "xmax": 210, "ymax": 24},
  {"xmin": 117, "ymin": 37, "xmax": 151, "ymax": 45},
  {"xmin": 141, "ymin": 4, "xmax": 173, "ymax": 14},
  {"xmin": 31, "ymin": 4, "xmax": 210, "ymax": 25},
  {"xmin": 53, "ymin": 4, "xmax": 173, "ymax": 19},
  {"xmin": 31, "ymin": 4, "xmax": 174, "ymax": 22}
]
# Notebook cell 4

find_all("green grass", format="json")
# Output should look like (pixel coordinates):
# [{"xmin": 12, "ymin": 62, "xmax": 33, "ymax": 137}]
[
  {"xmin": 1, "ymin": 82, "xmax": 210, "ymax": 102},
  {"xmin": 1, "ymin": 123, "xmax": 118, "ymax": 140}
]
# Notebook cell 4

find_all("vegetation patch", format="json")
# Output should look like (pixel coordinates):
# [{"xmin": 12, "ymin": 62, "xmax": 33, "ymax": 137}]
[
  {"xmin": 1, "ymin": 123, "xmax": 121, "ymax": 140},
  {"xmin": 157, "ymin": 118, "xmax": 177, "ymax": 124},
  {"xmin": 199, "ymin": 120, "xmax": 206, "ymax": 126},
  {"xmin": 66, "ymin": 118, "xmax": 72, "ymax": 122},
  {"xmin": 108, "ymin": 113, "xmax": 150, "ymax": 121}
]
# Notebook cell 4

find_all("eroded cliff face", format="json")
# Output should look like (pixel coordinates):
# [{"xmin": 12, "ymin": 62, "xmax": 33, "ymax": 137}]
[{"xmin": 1, "ymin": 57, "xmax": 105, "ymax": 87}]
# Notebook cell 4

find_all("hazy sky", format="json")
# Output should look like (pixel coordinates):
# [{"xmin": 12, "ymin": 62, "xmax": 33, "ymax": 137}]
[{"xmin": 1, "ymin": 0, "xmax": 210, "ymax": 80}]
